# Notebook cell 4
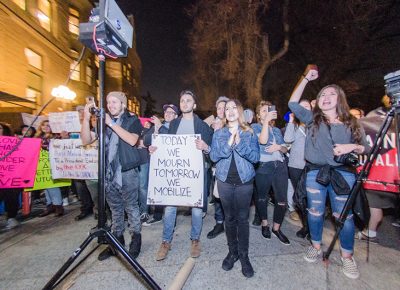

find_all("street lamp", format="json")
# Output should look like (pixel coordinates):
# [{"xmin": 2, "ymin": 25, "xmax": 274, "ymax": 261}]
[{"xmin": 51, "ymin": 85, "xmax": 77, "ymax": 100}]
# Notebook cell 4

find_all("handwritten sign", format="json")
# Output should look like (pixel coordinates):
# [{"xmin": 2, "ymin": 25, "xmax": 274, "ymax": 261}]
[
  {"xmin": 25, "ymin": 150, "xmax": 71, "ymax": 191},
  {"xmin": 0, "ymin": 137, "xmax": 41, "ymax": 188},
  {"xmin": 147, "ymin": 134, "xmax": 204, "ymax": 207},
  {"xmin": 49, "ymin": 139, "xmax": 98, "ymax": 179},
  {"xmin": 21, "ymin": 113, "xmax": 48, "ymax": 129},
  {"xmin": 48, "ymin": 111, "xmax": 81, "ymax": 133}
]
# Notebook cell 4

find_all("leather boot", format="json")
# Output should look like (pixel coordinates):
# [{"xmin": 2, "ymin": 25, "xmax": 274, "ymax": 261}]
[
  {"xmin": 98, "ymin": 234, "xmax": 125, "ymax": 261},
  {"xmin": 222, "ymin": 224, "xmax": 239, "ymax": 271},
  {"xmin": 239, "ymin": 253, "xmax": 254, "ymax": 278},
  {"xmin": 129, "ymin": 233, "xmax": 141, "ymax": 259},
  {"xmin": 54, "ymin": 205, "xmax": 64, "ymax": 217},
  {"xmin": 39, "ymin": 204, "xmax": 55, "ymax": 217}
]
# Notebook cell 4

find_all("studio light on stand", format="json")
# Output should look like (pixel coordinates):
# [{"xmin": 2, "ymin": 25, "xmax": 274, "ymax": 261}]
[{"xmin": 43, "ymin": 1, "xmax": 160, "ymax": 289}]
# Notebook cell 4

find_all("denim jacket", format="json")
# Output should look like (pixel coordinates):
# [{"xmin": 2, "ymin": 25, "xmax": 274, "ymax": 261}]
[{"xmin": 210, "ymin": 127, "xmax": 260, "ymax": 183}]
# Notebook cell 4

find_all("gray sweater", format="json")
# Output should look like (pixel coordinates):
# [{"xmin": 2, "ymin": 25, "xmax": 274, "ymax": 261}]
[
  {"xmin": 288, "ymin": 102, "xmax": 368, "ymax": 166},
  {"xmin": 284, "ymin": 123, "xmax": 306, "ymax": 169}
]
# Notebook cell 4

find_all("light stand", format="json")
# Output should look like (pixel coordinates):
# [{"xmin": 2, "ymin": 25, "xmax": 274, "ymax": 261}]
[
  {"xmin": 323, "ymin": 104, "xmax": 399, "ymax": 262},
  {"xmin": 43, "ymin": 52, "xmax": 160, "ymax": 290}
]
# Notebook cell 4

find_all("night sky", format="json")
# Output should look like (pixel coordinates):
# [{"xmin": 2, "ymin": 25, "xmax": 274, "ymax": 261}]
[{"xmin": 117, "ymin": 0, "xmax": 195, "ymax": 109}]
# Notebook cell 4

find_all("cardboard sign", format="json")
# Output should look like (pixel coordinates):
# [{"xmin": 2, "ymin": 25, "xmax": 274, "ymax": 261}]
[
  {"xmin": 48, "ymin": 111, "xmax": 81, "ymax": 133},
  {"xmin": 21, "ymin": 113, "xmax": 48, "ymax": 129},
  {"xmin": 0, "ymin": 137, "xmax": 41, "ymax": 188},
  {"xmin": 358, "ymin": 116, "xmax": 399, "ymax": 194},
  {"xmin": 147, "ymin": 134, "xmax": 204, "ymax": 207},
  {"xmin": 25, "ymin": 150, "xmax": 71, "ymax": 191},
  {"xmin": 49, "ymin": 139, "xmax": 98, "ymax": 180}
]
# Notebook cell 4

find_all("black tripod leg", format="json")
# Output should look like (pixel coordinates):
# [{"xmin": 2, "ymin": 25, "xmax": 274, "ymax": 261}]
[
  {"xmin": 43, "ymin": 231, "xmax": 99, "ymax": 290},
  {"xmin": 105, "ymin": 231, "xmax": 161, "ymax": 290}
]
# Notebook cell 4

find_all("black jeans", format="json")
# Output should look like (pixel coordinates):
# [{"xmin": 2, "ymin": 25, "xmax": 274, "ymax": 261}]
[
  {"xmin": 0, "ymin": 188, "xmax": 20, "ymax": 219},
  {"xmin": 288, "ymin": 167, "xmax": 303, "ymax": 190},
  {"xmin": 255, "ymin": 161, "xmax": 288, "ymax": 225},
  {"xmin": 74, "ymin": 179, "xmax": 93, "ymax": 213},
  {"xmin": 217, "ymin": 180, "xmax": 253, "ymax": 255}
]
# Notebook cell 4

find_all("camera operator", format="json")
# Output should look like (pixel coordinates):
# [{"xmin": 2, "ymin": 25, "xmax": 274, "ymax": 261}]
[
  {"xmin": 288, "ymin": 65, "xmax": 369, "ymax": 279},
  {"xmin": 81, "ymin": 91, "xmax": 143, "ymax": 261}
]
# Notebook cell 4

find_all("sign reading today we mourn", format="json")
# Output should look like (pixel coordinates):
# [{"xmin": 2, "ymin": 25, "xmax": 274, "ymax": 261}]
[
  {"xmin": 147, "ymin": 134, "xmax": 204, "ymax": 207},
  {"xmin": 0, "ymin": 137, "xmax": 41, "ymax": 188},
  {"xmin": 358, "ymin": 116, "xmax": 399, "ymax": 194},
  {"xmin": 49, "ymin": 139, "xmax": 98, "ymax": 180}
]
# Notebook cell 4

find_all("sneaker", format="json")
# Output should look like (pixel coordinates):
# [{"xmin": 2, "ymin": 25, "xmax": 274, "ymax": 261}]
[
  {"xmin": 392, "ymin": 219, "xmax": 400, "ymax": 228},
  {"xmin": 356, "ymin": 232, "xmax": 379, "ymax": 244},
  {"xmin": 62, "ymin": 197, "xmax": 69, "ymax": 207},
  {"xmin": 207, "ymin": 223, "xmax": 224, "ymax": 239},
  {"xmin": 341, "ymin": 256, "xmax": 360, "ymax": 279},
  {"xmin": 71, "ymin": 196, "xmax": 79, "ymax": 203},
  {"xmin": 5, "ymin": 218, "xmax": 20, "ymax": 230},
  {"xmin": 140, "ymin": 213, "xmax": 149, "ymax": 224},
  {"xmin": 289, "ymin": 211, "xmax": 300, "ymax": 221},
  {"xmin": 143, "ymin": 217, "xmax": 162, "ymax": 227},
  {"xmin": 272, "ymin": 229, "xmax": 290, "ymax": 245},
  {"xmin": 304, "ymin": 245, "xmax": 322, "ymax": 263},
  {"xmin": 261, "ymin": 225, "xmax": 271, "ymax": 239},
  {"xmin": 156, "ymin": 241, "xmax": 171, "ymax": 261},
  {"xmin": 191, "ymin": 240, "xmax": 201, "ymax": 258}
]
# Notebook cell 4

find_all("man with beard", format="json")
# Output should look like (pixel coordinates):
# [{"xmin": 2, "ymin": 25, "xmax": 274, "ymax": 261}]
[{"xmin": 81, "ymin": 91, "xmax": 143, "ymax": 260}]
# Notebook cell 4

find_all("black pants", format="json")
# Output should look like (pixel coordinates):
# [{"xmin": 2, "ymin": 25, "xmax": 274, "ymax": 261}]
[
  {"xmin": 255, "ymin": 161, "xmax": 288, "ymax": 225},
  {"xmin": 288, "ymin": 167, "xmax": 303, "ymax": 190},
  {"xmin": 0, "ymin": 188, "xmax": 21, "ymax": 219},
  {"xmin": 217, "ymin": 180, "xmax": 253, "ymax": 255},
  {"xmin": 74, "ymin": 180, "xmax": 93, "ymax": 213}
]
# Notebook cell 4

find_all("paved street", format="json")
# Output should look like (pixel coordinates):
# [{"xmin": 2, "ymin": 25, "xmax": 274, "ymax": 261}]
[{"xmin": 0, "ymin": 202, "xmax": 399, "ymax": 290}]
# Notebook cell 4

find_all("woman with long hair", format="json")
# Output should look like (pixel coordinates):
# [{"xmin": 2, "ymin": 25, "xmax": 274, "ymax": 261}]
[
  {"xmin": 252, "ymin": 100, "xmax": 290, "ymax": 245},
  {"xmin": 284, "ymin": 100, "xmax": 311, "ymax": 238},
  {"xmin": 210, "ymin": 99, "xmax": 260, "ymax": 278},
  {"xmin": 35, "ymin": 120, "xmax": 64, "ymax": 217},
  {"xmin": 288, "ymin": 65, "xmax": 369, "ymax": 279}
]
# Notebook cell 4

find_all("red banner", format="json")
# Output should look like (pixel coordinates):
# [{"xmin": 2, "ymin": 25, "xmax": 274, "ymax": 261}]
[
  {"xmin": 0, "ymin": 137, "xmax": 41, "ymax": 188},
  {"xmin": 358, "ymin": 115, "xmax": 399, "ymax": 194}
]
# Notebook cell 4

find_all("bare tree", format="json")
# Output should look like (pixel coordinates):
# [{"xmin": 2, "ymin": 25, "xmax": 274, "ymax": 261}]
[{"xmin": 187, "ymin": 0, "xmax": 289, "ymax": 109}]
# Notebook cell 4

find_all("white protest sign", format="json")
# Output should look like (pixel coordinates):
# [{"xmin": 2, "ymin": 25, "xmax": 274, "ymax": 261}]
[
  {"xmin": 147, "ymin": 134, "xmax": 204, "ymax": 207},
  {"xmin": 48, "ymin": 111, "xmax": 81, "ymax": 133},
  {"xmin": 49, "ymin": 139, "xmax": 98, "ymax": 179},
  {"xmin": 21, "ymin": 113, "xmax": 48, "ymax": 129}
]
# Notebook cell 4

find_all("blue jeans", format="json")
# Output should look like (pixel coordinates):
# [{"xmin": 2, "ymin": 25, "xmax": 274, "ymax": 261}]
[
  {"xmin": 306, "ymin": 170, "xmax": 356, "ymax": 254},
  {"xmin": 138, "ymin": 162, "xmax": 150, "ymax": 215},
  {"xmin": 45, "ymin": 187, "xmax": 62, "ymax": 206},
  {"xmin": 162, "ymin": 206, "xmax": 203, "ymax": 242}
]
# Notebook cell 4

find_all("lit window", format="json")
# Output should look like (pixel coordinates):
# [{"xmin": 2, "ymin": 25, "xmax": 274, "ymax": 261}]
[
  {"xmin": 126, "ymin": 64, "xmax": 131, "ymax": 80},
  {"xmin": 86, "ymin": 65, "xmax": 92, "ymax": 85},
  {"xmin": 69, "ymin": 8, "xmax": 79, "ymax": 35},
  {"xmin": 26, "ymin": 71, "xmax": 42, "ymax": 103},
  {"xmin": 26, "ymin": 87, "xmax": 41, "ymax": 102},
  {"xmin": 12, "ymin": 0, "xmax": 25, "ymax": 10},
  {"xmin": 70, "ymin": 61, "xmax": 80, "ymax": 81},
  {"xmin": 37, "ymin": 0, "xmax": 51, "ymax": 31},
  {"xmin": 24, "ymin": 48, "xmax": 42, "ymax": 70}
]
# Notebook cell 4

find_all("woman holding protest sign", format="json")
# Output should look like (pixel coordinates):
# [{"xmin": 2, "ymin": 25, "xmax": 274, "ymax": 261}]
[
  {"xmin": 35, "ymin": 120, "xmax": 64, "ymax": 217},
  {"xmin": 210, "ymin": 99, "xmax": 260, "ymax": 278},
  {"xmin": 0, "ymin": 122, "xmax": 21, "ymax": 230},
  {"xmin": 288, "ymin": 65, "xmax": 369, "ymax": 279}
]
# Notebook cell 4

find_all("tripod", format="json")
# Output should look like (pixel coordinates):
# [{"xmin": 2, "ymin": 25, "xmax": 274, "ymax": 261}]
[
  {"xmin": 43, "ymin": 54, "xmax": 161, "ymax": 290},
  {"xmin": 323, "ymin": 105, "xmax": 399, "ymax": 261}
]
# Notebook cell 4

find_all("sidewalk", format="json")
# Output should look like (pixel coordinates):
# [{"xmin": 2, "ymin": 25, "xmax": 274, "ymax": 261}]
[{"xmin": 0, "ymin": 204, "xmax": 399, "ymax": 290}]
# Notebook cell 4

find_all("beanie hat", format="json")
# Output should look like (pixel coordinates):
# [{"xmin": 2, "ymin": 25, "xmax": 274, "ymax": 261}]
[{"xmin": 107, "ymin": 91, "xmax": 127, "ymax": 107}]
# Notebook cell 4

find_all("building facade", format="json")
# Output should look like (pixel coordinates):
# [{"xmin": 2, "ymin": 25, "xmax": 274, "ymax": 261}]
[{"xmin": 0, "ymin": 0, "xmax": 141, "ymax": 127}]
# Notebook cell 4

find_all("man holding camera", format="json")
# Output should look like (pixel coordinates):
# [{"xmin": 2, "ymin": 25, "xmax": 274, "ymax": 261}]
[{"xmin": 81, "ymin": 91, "xmax": 143, "ymax": 260}]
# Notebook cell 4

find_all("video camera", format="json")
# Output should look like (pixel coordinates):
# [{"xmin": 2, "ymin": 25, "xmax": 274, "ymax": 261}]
[{"xmin": 384, "ymin": 69, "xmax": 400, "ymax": 107}]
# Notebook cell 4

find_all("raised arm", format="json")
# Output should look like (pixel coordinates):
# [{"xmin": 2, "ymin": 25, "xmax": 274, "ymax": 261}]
[{"xmin": 289, "ymin": 65, "xmax": 319, "ymax": 103}]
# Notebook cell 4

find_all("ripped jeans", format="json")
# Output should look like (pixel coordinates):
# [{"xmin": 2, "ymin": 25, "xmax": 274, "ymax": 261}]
[{"xmin": 306, "ymin": 169, "xmax": 355, "ymax": 254}]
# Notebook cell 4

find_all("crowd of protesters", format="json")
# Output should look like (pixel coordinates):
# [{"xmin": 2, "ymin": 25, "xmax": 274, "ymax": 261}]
[{"xmin": 1, "ymin": 65, "xmax": 399, "ymax": 280}]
